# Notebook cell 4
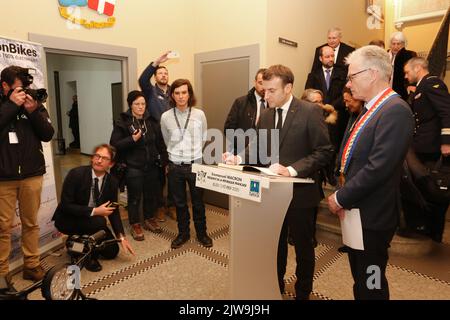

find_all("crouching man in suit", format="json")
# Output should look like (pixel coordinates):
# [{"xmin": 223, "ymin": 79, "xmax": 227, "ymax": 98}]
[{"xmin": 53, "ymin": 144, "xmax": 134, "ymax": 272}]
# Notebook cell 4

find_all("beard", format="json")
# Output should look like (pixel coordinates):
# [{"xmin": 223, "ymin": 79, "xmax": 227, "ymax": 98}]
[{"xmin": 157, "ymin": 78, "xmax": 168, "ymax": 86}]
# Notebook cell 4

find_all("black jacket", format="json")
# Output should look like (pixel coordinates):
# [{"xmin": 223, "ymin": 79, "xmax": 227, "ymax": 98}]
[
  {"xmin": 305, "ymin": 66, "xmax": 347, "ymax": 107},
  {"xmin": 311, "ymin": 42, "xmax": 355, "ymax": 72},
  {"xmin": 411, "ymin": 74, "xmax": 450, "ymax": 155},
  {"xmin": 392, "ymin": 47, "xmax": 417, "ymax": 100},
  {"xmin": 138, "ymin": 63, "xmax": 171, "ymax": 122},
  {"xmin": 110, "ymin": 110, "xmax": 167, "ymax": 170},
  {"xmin": 52, "ymin": 165, "xmax": 124, "ymax": 237},
  {"xmin": 0, "ymin": 96, "xmax": 54, "ymax": 181},
  {"xmin": 224, "ymin": 88, "xmax": 262, "ymax": 154}
]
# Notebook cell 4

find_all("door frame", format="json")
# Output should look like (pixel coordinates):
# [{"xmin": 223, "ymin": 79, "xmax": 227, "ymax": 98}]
[
  {"xmin": 194, "ymin": 44, "xmax": 260, "ymax": 106},
  {"xmin": 29, "ymin": 33, "xmax": 137, "ymax": 112}
]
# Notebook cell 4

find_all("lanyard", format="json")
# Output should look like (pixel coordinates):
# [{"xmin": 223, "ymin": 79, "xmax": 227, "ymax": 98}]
[{"xmin": 173, "ymin": 107, "xmax": 192, "ymax": 138}]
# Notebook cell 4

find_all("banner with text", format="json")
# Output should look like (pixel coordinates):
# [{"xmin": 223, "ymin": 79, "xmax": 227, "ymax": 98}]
[{"xmin": 0, "ymin": 36, "xmax": 61, "ymax": 269}]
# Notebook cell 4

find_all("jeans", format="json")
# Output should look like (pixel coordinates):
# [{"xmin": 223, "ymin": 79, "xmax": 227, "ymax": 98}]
[
  {"xmin": 167, "ymin": 163, "xmax": 206, "ymax": 236},
  {"xmin": 126, "ymin": 165, "xmax": 161, "ymax": 225}
]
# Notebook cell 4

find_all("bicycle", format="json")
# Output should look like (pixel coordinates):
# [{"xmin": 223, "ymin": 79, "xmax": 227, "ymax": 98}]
[{"xmin": 0, "ymin": 229, "xmax": 121, "ymax": 300}]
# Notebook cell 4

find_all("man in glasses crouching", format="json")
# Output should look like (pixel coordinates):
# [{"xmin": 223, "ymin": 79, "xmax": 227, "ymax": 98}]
[{"xmin": 53, "ymin": 144, "xmax": 134, "ymax": 272}]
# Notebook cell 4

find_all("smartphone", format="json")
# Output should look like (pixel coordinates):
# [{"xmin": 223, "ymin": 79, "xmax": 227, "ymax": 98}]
[
  {"xmin": 128, "ymin": 124, "xmax": 139, "ymax": 135},
  {"xmin": 167, "ymin": 51, "xmax": 180, "ymax": 59},
  {"xmin": 107, "ymin": 202, "xmax": 120, "ymax": 208}
]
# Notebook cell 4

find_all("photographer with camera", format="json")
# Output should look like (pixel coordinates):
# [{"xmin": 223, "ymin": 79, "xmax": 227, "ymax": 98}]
[
  {"xmin": 110, "ymin": 91, "xmax": 168, "ymax": 241},
  {"xmin": 0, "ymin": 65, "xmax": 54, "ymax": 282},
  {"xmin": 53, "ymin": 144, "xmax": 135, "ymax": 272}
]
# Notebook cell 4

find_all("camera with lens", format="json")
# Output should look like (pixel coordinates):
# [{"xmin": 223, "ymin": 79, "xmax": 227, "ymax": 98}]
[{"xmin": 16, "ymin": 68, "xmax": 48, "ymax": 103}]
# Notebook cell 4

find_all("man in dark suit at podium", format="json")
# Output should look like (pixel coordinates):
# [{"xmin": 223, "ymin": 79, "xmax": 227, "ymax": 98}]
[{"xmin": 224, "ymin": 65, "xmax": 333, "ymax": 300}]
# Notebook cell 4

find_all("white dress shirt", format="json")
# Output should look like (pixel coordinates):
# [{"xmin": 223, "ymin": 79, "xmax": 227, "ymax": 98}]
[{"xmin": 160, "ymin": 106, "xmax": 207, "ymax": 163}]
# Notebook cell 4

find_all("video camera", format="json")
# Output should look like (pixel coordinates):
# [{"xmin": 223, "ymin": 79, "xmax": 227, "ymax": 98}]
[
  {"xmin": 16, "ymin": 68, "xmax": 48, "ymax": 103},
  {"xmin": 65, "ymin": 230, "xmax": 107, "ymax": 257}
]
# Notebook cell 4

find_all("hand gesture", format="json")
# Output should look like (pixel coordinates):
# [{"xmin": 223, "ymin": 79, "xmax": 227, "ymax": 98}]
[
  {"xmin": 23, "ymin": 94, "xmax": 39, "ymax": 113},
  {"xmin": 222, "ymin": 152, "xmax": 238, "ymax": 165},
  {"xmin": 120, "ymin": 237, "xmax": 135, "ymax": 256},
  {"xmin": 155, "ymin": 51, "xmax": 171, "ymax": 66},
  {"xmin": 9, "ymin": 87, "xmax": 26, "ymax": 106},
  {"xmin": 132, "ymin": 129, "xmax": 143, "ymax": 142},
  {"xmin": 93, "ymin": 201, "xmax": 115, "ymax": 217},
  {"xmin": 269, "ymin": 163, "xmax": 291, "ymax": 176},
  {"xmin": 327, "ymin": 194, "xmax": 345, "ymax": 220}
]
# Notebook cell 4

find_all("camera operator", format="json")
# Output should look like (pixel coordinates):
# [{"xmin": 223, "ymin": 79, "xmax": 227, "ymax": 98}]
[
  {"xmin": 52, "ymin": 144, "xmax": 135, "ymax": 272},
  {"xmin": 0, "ymin": 65, "xmax": 54, "ymax": 282}
]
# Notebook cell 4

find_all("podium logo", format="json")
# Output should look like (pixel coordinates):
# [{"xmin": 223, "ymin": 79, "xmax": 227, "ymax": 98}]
[
  {"xmin": 196, "ymin": 170, "xmax": 207, "ymax": 183},
  {"xmin": 249, "ymin": 180, "xmax": 260, "ymax": 197}
]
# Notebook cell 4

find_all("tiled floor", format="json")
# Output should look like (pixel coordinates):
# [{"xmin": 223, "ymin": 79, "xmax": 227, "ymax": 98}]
[
  {"xmin": 11, "ymin": 151, "xmax": 448, "ymax": 300},
  {"xmin": 11, "ymin": 204, "xmax": 450, "ymax": 300}
]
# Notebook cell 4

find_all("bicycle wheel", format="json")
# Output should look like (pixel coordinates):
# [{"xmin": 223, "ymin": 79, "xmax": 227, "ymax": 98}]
[{"xmin": 41, "ymin": 263, "xmax": 76, "ymax": 300}]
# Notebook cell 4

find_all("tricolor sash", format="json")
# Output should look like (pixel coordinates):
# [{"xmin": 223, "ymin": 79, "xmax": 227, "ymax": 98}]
[{"xmin": 339, "ymin": 88, "xmax": 399, "ymax": 182}]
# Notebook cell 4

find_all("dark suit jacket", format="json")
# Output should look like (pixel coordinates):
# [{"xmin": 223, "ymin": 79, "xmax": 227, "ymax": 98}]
[
  {"xmin": 52, "ymin": 165, "xmax": 125, "ymax": 237},
  {"xmin": 305, "ymin": 66, "xmax": 347, "ymax": 106},
  {"xmin": 246, "ymin": 97, "xmax": 334, "ymax": 208},
  {"xmin": 224, "ymin": 87, "xmax": 267, "ymax": 154},
  {"xmin": 392, "ymin": 47, "xmax": 417, "ymax": 100},
  {"xmin": 336, "ymin": 93, "xmax": 414, "ymax": 231},
  {"xmin": 311, "ymin": 42, "xmax": 355, "ymax": 72},
  {"xmin": 411, "ymin": 74, "xmax": 450, "ymax": 154}
]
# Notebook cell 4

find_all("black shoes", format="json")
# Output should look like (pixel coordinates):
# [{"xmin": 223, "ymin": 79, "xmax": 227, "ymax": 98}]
[
  {"xmin": 197, "ymin": 234, "xmax": 213, "ymax": 248},
  {"xmin": 171, "ymin": 233, "xmax": 213, "ymax": 249},
  {"xmin": 171, "ymin": 234, "xmax": 190, "ymax": 249},
  {"xmin": 85, "ymin": 258, "xmax": 102, "ymax": 272}
]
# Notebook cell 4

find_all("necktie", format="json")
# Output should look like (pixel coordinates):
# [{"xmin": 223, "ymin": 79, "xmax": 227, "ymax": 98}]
[
  {"xmin": 93, "ymin": 177, "xmax": 100, "ymax": 205},
  {"xmin": 260, "ymin": 98, "xmax": 265, "ymax": 113},
  {"xmin": 325, "ymin": 69, "xmax": 331, "ymax": 91},
  {"xmin": 276, "ymin": 108, "xmax": 283, "ymax": 130}
]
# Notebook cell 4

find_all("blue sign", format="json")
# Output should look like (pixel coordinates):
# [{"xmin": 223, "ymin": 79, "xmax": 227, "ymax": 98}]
[
  {"xmin": 59, "ymin": 0, "xmax": 87, "ymax": 7},
  {"xmin": 250, "ymin": 180, "xmax": 260, "ymax": 194}
]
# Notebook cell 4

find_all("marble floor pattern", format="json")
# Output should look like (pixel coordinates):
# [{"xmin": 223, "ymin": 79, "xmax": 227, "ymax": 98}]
[{"xmin": 11, "ymin": 204, "xmax": 450, "ymax": 300}]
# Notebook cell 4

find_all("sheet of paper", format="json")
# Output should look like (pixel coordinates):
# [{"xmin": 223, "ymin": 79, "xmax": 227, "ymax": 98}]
[
  {"xmin": 252, "ymin": 166, "xmax": 279, "ymax": 176},
  {"xmin": 340, "ymin": 208, "xmax": 364, "ymax": 250}
]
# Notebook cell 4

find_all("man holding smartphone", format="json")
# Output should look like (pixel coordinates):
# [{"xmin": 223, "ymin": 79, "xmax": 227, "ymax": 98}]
[{"xmin": 52, "ymin": 144, "xmax": 134, "ymax": 272}]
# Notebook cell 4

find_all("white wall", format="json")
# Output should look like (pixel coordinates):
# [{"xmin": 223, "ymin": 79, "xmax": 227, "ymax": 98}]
[{"xmin": 46, "ymin": 54, "xmax": 121, "ymax": 154}]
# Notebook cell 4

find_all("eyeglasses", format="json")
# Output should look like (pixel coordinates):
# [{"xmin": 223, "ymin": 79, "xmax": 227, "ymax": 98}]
[
  {"xmin": 93, "ymin": 154, "xmax": 111, "ymax": 162},
  {"xmin": 346, "ymin": 69, "xmax": 370, "ymax": 82}
]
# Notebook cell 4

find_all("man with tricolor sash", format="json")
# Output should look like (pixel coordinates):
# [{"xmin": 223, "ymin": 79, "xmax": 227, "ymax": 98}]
[{"xmin": 327, "ymin": 46, "xmax": 414, "ymax": 300}]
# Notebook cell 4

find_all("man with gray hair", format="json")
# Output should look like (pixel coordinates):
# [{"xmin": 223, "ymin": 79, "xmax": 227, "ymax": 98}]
[
  {"xmin": 389, "ymin": 31, "xmax": 417, "ymax": 100},
  {"xmin": 311, "ymin": 27, "xmax": 355, "ymax": 72},
  {"xmin": 403, "ymin": 57, "xmax": 450, "ymax": 242},
  {"xmin": 328, "ymin": 45, "xmax": 414, "ymax": 299}
]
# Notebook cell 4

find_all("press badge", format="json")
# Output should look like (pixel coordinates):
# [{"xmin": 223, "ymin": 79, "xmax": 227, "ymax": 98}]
[{"xmin": 9, "ymin": 132, "xmax": 19, "ymax": 144}]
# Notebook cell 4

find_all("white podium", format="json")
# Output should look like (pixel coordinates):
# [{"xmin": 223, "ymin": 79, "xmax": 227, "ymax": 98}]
[{"xmin": 192, "ymin": 164, "xmax": 313, "ymax": 300}]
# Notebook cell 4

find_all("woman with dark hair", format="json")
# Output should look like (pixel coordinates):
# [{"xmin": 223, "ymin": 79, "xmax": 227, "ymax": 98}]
[
  {"xmin": 342, "ymin": 87, "xmax": 364, "ymax": 134},
  {"xmin": 110, "ymin": 91, "xmax": 167, "ymax": 241}
]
